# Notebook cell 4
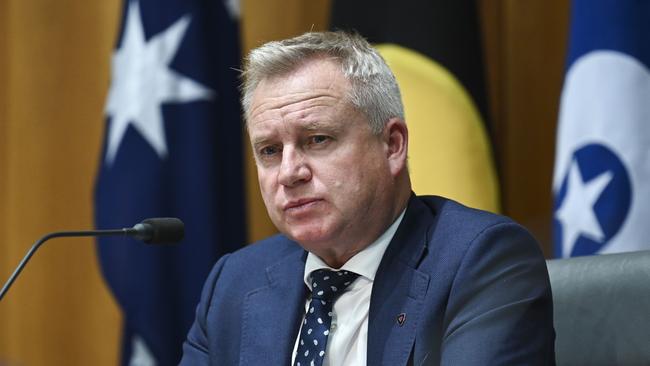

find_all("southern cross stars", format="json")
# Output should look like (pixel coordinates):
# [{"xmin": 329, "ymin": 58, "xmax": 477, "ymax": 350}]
[{"xmin": 104, "ymin": 1, "xmax": 214, "ymax": 165}]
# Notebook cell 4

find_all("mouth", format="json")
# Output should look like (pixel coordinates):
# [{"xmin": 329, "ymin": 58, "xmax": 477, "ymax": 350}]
[{"xmin": 283, "ymin": 198, "xmax": 323, "ymax": 212}]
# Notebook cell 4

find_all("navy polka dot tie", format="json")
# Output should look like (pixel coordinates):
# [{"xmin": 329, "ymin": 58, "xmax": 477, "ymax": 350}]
[{"xmin": 294, "ymin": 269, "xmax": 359, "ymax": 366}]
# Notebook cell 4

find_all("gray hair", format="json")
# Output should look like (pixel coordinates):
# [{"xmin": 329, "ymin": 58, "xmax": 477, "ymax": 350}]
[{"xmin": 240, "ymin": 31, "xmax": 404, "ymax": 134}]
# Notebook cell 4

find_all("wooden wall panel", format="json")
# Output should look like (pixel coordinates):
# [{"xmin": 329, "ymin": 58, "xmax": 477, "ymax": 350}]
[
  {"xmin": 242, "ymin": 0, "xmax": 331, "ymax": 52},
  {"xmin": 479, "ymin": 0, "xmax": 505, "ymax": 160},
  {"xmin": 0, "ymin": 0, "xmax": 121, "ymax": 364},
  {"xmin": 497, "ymin": 0, "xmax": 570, "ymax": 256},
  {"xmin": 0, "ymin": 0, "xmax": 9, "ymax": 356}
]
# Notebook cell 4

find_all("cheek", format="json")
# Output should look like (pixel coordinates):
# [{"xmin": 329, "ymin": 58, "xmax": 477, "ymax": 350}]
[
  {"xmin": 322, "ymin": 169, "xmax": 366, "ymax": 205},
  {"xmin": 316, "ymin": 166, "xmax": 348, "ymax": 194},
  {"xmin": 257, "ymin": 172, "xmax": 277, "ymax": 204},
  {"xmin": 319, "ymin": 153, "xmax": 374, "ymax": 193}
]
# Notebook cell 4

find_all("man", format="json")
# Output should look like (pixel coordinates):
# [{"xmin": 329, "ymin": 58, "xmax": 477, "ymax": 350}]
[{"xmin": 181, "ymin": 31, "xmax": 555, "ymax": 365}]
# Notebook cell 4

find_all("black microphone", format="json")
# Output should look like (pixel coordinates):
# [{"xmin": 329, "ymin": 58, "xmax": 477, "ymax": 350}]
[
  {"xmin": 131, "ymin": 217, "xmax": 185, "ymax": 244},
  {"xmin": 0, "ymin": 217, "xmax": 184, "ymax": 301}
]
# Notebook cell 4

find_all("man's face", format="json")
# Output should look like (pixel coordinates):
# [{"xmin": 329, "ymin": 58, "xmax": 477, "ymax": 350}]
[{"xmin": 247, "ymin": 57, "xmax": 400, "ymax": 263}]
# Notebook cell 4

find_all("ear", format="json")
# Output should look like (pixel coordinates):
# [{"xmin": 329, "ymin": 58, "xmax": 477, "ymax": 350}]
[{"xmin": 383, "ymin": 118, "xmax": 408, "ymax": 177}]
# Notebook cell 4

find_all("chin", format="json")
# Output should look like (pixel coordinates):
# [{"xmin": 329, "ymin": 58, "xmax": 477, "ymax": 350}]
[{"xmin": 285, "ymin": 224, "xmax": 334, "ymax": 248}]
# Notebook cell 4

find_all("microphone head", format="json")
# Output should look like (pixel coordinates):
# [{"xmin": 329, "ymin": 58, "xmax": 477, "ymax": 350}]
[{"xmin": 135, "ymin": 218, "xmax": 184, "ymax": 244}]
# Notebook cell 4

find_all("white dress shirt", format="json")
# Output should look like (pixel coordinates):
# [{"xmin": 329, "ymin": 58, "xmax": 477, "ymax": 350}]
[{"xmin": 291, "ymin": 210, "xmax": 406, "ymax": 366}]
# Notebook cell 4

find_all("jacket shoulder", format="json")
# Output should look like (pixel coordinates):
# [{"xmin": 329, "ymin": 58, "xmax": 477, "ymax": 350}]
[{"xmin": 417, "ymin": 195, "xmax": 514, "ymax": 236}]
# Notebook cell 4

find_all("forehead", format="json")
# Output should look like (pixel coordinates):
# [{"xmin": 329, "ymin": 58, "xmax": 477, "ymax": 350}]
[
  {"xmin": 258, "ymin": 56, "xmax": 348, "ymax": 96},
  {"xmin": 247, "ymin": 58, "xmax": 352, "ymax": 128}
]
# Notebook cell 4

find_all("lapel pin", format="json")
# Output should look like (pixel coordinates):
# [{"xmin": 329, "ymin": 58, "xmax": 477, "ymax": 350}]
[{"xmin": 396, "ymin": 313, "xmax": 406, "ymax": 326}]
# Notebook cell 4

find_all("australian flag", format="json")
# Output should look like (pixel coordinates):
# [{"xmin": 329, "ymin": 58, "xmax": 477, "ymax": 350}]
[
  {"xmin": 553, "ymin": 0, "xmax": 650, "ymax": 257},
  {"xmin": 95, "ymin": 0, "xmax": 245, "ymax": 364}
]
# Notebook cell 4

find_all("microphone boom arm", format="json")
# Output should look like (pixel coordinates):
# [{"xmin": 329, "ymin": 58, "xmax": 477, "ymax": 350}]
[
  {"xmin": 0, "ymin": 217, "xmax": 183, "ymax": 302},
  {"xmin": 0, "ymin": 228, "xmax": 134, "ymax": 302}
]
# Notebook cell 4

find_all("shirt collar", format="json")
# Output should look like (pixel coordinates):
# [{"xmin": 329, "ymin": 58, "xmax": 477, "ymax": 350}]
[{"xmin": 303, "ymin": 209, "xmax": 406, "ymax": 290}]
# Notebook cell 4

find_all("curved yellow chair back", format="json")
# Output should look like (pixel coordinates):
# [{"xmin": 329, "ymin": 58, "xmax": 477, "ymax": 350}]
[{"xmin": 377, "ymin": 44, "xmax": 500, "ymax": 212}]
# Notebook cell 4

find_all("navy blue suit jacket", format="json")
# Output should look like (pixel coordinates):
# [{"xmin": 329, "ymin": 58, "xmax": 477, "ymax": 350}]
[{"xmin": 180, "ymin": 195, "xmax": 555, "ymax": 365}]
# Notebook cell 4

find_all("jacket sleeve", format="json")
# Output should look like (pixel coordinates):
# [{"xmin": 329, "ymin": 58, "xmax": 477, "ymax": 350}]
[
  {"xmin": 179, "ymin": 254, "xmax": 230, "ymax": 365},
  {"xmin": 440, "ymin": 222, "xmax": 556, "ymax": 365}
]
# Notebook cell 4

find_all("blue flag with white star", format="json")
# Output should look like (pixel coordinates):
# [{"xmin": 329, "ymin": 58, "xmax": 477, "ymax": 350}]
[
  {"xmin": 95, "ymin": 0, "xmax": 245, "ymax": 364},
  {"xmin": 553, "ymin": 0, "xmax": 650, "ymax": 257}
]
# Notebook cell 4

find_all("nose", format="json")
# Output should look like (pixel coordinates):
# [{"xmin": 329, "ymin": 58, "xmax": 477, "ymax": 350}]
[{"xmin": 278, "ymin": 146, "xmax": 311, "ymax": 187}]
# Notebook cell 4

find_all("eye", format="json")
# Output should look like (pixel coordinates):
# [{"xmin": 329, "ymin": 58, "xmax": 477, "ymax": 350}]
[
  {"xmin": 259, "ymin": 145, "xmax": 280, "ymax": 157},
  {"xmin": 309, "ymin": 135, "xmax": 331, "ymax": 145}
]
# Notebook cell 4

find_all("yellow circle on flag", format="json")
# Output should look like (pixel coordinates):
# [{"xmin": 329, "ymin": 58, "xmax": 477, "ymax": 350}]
[{"xmin": 377, "ymin": 44, "xmax": 500, "ymax": 212}]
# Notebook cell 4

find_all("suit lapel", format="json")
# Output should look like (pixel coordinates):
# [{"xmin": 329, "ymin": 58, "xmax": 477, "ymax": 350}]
[
  {"xmin": 368, "ymin": 196, "xmax": 434, "ymax": 366},
  {"xmin": 240, "ymin": 249, "xmax": 307, "ymax": 366}
]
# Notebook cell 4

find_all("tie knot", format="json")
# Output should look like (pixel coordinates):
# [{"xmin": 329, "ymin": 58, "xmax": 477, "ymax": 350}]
[{"xmin": 309, "ymin": 269, "xmax": 359, "ymax": 301}]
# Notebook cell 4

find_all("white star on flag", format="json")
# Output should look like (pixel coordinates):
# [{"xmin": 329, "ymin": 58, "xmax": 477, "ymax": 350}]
[
  {"xmin": 104, "ymin": 1, "xmax": 214, "ymax": 165},
  {"xmin": 555, "ymin": 159, "xmax": 613, "ymax": 258},
  {"xmin": 129, "ymin": 335, "xmax": 156, "ymax": 366}
]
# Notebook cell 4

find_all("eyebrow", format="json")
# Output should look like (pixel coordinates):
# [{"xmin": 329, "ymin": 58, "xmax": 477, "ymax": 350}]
[
  {"xmin": 249, "ymin": 113, "xmax": 346, "ymax": 148},
  {"xmin": 251, "ymin": 135, "xmax": 275, "ymax": 150},
  {"xmin": 300, "ymin": 120, "xmax": 343, "ymax": 134}
]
